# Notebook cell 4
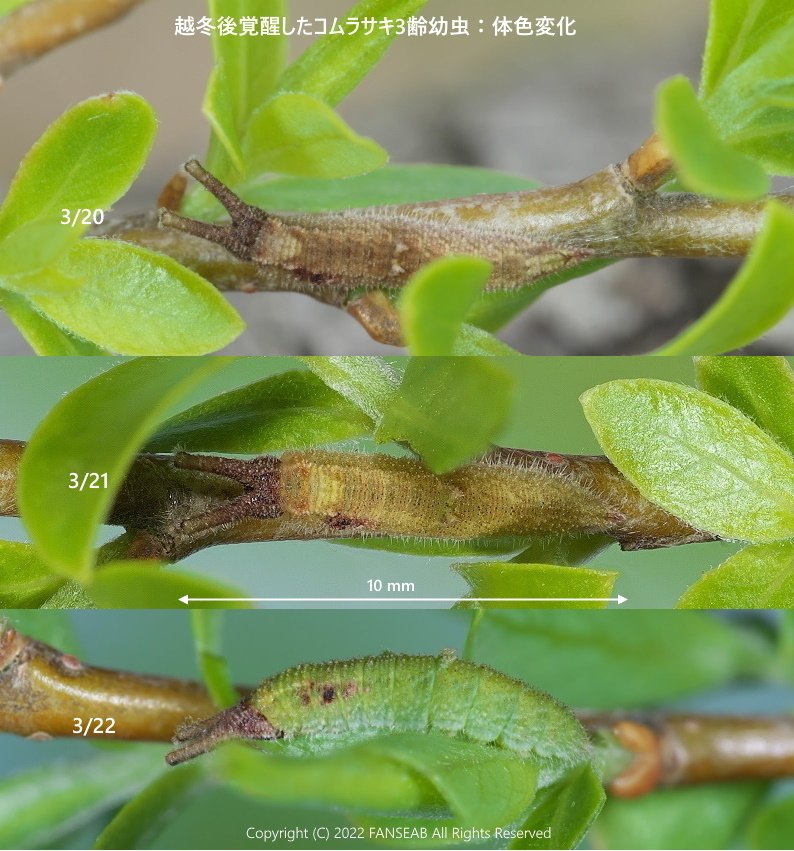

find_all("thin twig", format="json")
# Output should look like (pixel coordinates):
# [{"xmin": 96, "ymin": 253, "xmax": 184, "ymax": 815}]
[{"xmin": 0, "ymin": 0, "xmax": 150, "ymax": 81}]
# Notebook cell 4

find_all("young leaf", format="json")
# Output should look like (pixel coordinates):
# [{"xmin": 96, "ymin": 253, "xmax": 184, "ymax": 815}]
[
  {"xmin": 88, "ymin": 563, "xmax": 253, "ymax": 609},
  {"xmin": 190, "ymin": 610, "xmax": 239, "ymax": 707},
  {"xmin": 243, "ymin": 92, "xmax": 388, "ymax": 178},
  {"xmin": 27, "ymin": 240, "xmax": 246, "ymax": 355},
  {"xmin": 375, "ymin": 357, "xmax": 515, "ymax": 473},
  {"xmin": 453, "ymin": 562, "xmax": 618, "ymax": 609},
  {"xmin": 220, "ymin": 732, "xmax": 538, "ymax": 826},
  {"xmin": 696, "ymin": 355, "xmax": 794, "ymax": 454},
  {"xmin": 18, "ymin": 357, "xmax": 233, "ymax": 582},
  {"xmin": 454, "ymin": 323, "xmax": 522, "ymax": 355},
  {"xmin": 364, "ymin": 733, "xmax": 539, "ymax": 829},
  {"xmin": 401, "ymin": 256, "xmax": 492, "ymax": 355},
  {"xmin": 748, "ymin": 793, "xmax": 794, "ymax": 850},
  {"xmin": 0, "ymin": 93, "xmax": 156, "ymax": 243},
  {"xmin": 93, "ymin": 764, "xmax": 206, "ymax": 851},
  {"xmin": 656, "ymin": 202, "xmax": 794, "ymax": 355},
  {"xmin": 0, "ymin": 222, "xmax": 78, "ymax": 281},
  {"xmin": 0, "ymin": 748, "xmax": 165, "ymax": 851},
  {"xmin": 145, "ymin": 370, "xmax": 372, "ymax": 453},
  {"xmin": 334, "ymin": 535, "xmax": 534, "ymax": 558},
  {"xmin": 468, "ymin": 259, "xmax": 617, "ymax": 334},
  {"xmin": 298, "ymin": 355, "xmax": 400, "ymax": 423},
  {"xmin": 204, "ymin": 0, "xmax": 287, "ymax": 176},
  {"xmin": 700, "ymin": 0, "xmax": 794, "ymax": 175},
  {"xmin": 656, "ymin": 75, "xmax": 769, "ymax": 200},
  {"xmin": 594, "ymin": 782, "xmax": 766, "ymax": 851},
  {"xmin": 277, "ymin": 0, "xmax": 430, "ymax": 107},
  {"xmin": 677, "ymin": 541, "xmax": 794, "ymax": 608},
  {"xmin": 581, "ymin": 378, "xmax": 794, "ymax": 542},
  {"xmin": 510, "ymin": 535, "xmax": 613, "ymax": 567},
  {"xmin": 511, "ymin": 765, "xmax": 605, "ymax": 851},
  {"xmin": 0, "ymin": 291, "xmax": 108, "ymax": 355},
  {"xmin": 0, "ymin": 541, "xmax": 64, "ymax": 607},
  {"xmin": 464, "ymin": 611, "xmax": 765, "ymax": 708}
]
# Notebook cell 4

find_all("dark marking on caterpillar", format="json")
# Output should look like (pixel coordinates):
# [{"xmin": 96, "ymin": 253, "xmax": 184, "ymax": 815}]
[
  {"xmin": 158, "ymin": 161, "xmax": 592, "ymax": 294},
  {"xmin": 165, "ymin": 651, "xmax": 590, "ymax": 787}
]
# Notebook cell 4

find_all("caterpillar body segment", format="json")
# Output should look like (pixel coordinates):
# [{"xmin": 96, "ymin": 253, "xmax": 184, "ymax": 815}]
[{"xmin": 166, "ymin": 651, "xmax": 590, "ymax": 787}]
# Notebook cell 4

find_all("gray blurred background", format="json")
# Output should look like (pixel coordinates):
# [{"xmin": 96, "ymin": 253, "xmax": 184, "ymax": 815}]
[{"xmin": 2, "ymin": 0, "xmax": 787, "ymax": 354}]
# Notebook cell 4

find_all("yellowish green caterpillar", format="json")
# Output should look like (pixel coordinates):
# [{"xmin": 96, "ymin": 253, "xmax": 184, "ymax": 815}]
[{"xmin": 165, "ymin": 650, "xmax": 591, "ymax": 787}]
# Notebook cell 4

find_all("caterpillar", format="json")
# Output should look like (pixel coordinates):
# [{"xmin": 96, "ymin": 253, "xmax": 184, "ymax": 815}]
[
  {"xmin": 165, "ymin": 650, "xmax": 591, "ymax": 788},
  {"xmin": 159, "ymin": 161, "xmax": 593, "ymax": 293},
  {"xmin": 170, "ymin": 447, "xmax": 713, "ymax": 551}
]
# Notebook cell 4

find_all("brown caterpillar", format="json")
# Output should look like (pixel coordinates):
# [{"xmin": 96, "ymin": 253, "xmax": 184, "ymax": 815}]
[
  {"xmin": 158, "ymin": 161, "xmax": 592, "ymax": 292},
  {"xmin": 168, "ymin": 447, "xmax": 714, "ymax": 551}
]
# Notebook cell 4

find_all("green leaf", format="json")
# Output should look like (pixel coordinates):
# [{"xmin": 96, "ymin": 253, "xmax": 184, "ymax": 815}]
[
  {"xmin": 204, "ymin": 0, "xmax": 287, "ymax": 176},
  {"xmin": 468, "ymin": 259, "xmax": 617, "ymax": 334},
  {"xmin": 656, "ymin": 202, "xmax": 794, "ymax": 354},
  {"xmin": 277, "ymin": 0, "xmax": 430, "ymax": 107},
  {"xmin": 145, "ymin": 369, "xmax": 372, "ymax": 453},
  {"xmin": 376, "ymin": 357, "xmax": 514, "ymax": 473},
  {"xmin": 700, "ymin": 0, "xmax": 794, "ymax": 175},
  {"xmin": 237, "ymin": 164, "xmax": 538, "ymax": 212},
  {"xmin": 401, "ymin": 257, "xmax": 492, "ymax": 355},
  {"xmin": 333, "ymin": 535, "xmax": 535, "ymax": 558},
  {"xmin": 190, "ymin": 610, "xmax": 239, "ymax": 707},
  {"xmin": 0, "ymin": 541, "xmax": 64, "ymax": 607},
  {"xmin": 363, "ymin": 733, "xmax": 539, "ymax": 829},
  {"xmin": 0, "ymin": 93, "xmax": 156, "ymax": 242},
  {"xmin": 219, "ymin": 732, "xmax": 537, "ymax": 826},
  {"xmin": 510, "ymin": 535, "xmax": 613, "ymax": 566},
  {"xmin": 219, "ymin": 739, "xmax": 441, "ymax": 814},
  {"xmin": 453, "ymin": 323, "xmax": 522, "ymax": 355},
  {"xmin": 0, "ymin": 222, "xmax": 77, "ymax": 281},
  {"xmin": 511, "ymin": 764, "xmax": 605, "ymax": 850},
  {"xmin": 0, "ymin": 747, "xmax": 164, "ymax": 850},
  {"xmin": 298, "ymin": 355, "xmax": 400, "ymax": 423},
  {"xmin": 88, "ymin": 563, "xmax": 253, "ymax": 609},
  {"xmin": 748, "ymin": 793, "xmax": 794, "ymax": 850},
  {"xmin": 581, "ymin": 378, "xmax": 794, "ymax": 542},
  {"xmin": 27, "ymin": 240, "xmax": 246, "ymax": 355},
  {"xmin": 464, "ymin": 611, "xmax": 764, "ymax": 708},
  {"xmin": 656, "ymin": 75, "xmax": 769, "ymax": 199},
  {"xmin": 18, "ymin": 357, "xmax": 233, "ymax": 581},
  {"xmin": 677, "ymin": 541, "xmax": 794, "ymax": 608},
  {"xmin": 203, "ymin": 65, "xmax": 245, "ymax": 178},
  {"xmin": 243, "ymin": 92, "xmax": 388, "ymax": 178},
  {"xmin": 696, "ymin": 355, "xmax": 794, "ymax": 453},
  {"xmin": 595, "ymin": 782, "xmax": 765, "ymax": 850},
  {"xmin": 39, "ymin": 582, "xmax": 96, "ymax": 609},
  {"xmin": 454, "ymin": 562, "xmax": 618, "ymax": 609},
  {"xmin": 0, "ymin": 290, "xmax": 108, "ymax": 354},
  {"xmin": 93, "ymin": 764, "xmax": 206, "ymax": 851}
]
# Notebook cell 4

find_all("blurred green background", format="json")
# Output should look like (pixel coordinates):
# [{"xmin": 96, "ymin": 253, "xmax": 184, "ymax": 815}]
[{"xmin": 0, "ymin": 355, "xmax": 781, "ymax": 608}]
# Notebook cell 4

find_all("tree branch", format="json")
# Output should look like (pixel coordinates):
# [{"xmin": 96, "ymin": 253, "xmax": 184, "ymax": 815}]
[
  {"xmin": 0, "ymin": 439, "xmax": 717, "ymax": 562},
  {"xmin": 581, "ymin": 712, "xmax": 794, "ymax": 797},
  {"xmin": 99, "ymin": 145, "xmax": 793, "ymax": 345},
  {"xmin": 0, "ymin": 0, "xmax": 150, "ymax": 82}
]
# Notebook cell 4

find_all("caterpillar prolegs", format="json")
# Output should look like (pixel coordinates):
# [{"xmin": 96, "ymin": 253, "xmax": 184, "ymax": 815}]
[{"xmin": 166, "ymin": 651, "xmax": 590, "ymax": 788}]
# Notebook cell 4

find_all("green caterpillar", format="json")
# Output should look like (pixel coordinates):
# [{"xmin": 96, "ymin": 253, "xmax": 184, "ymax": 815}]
[{"xmin": 166, "ymin": 650, "xmax": 590, "ymax": 786}]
